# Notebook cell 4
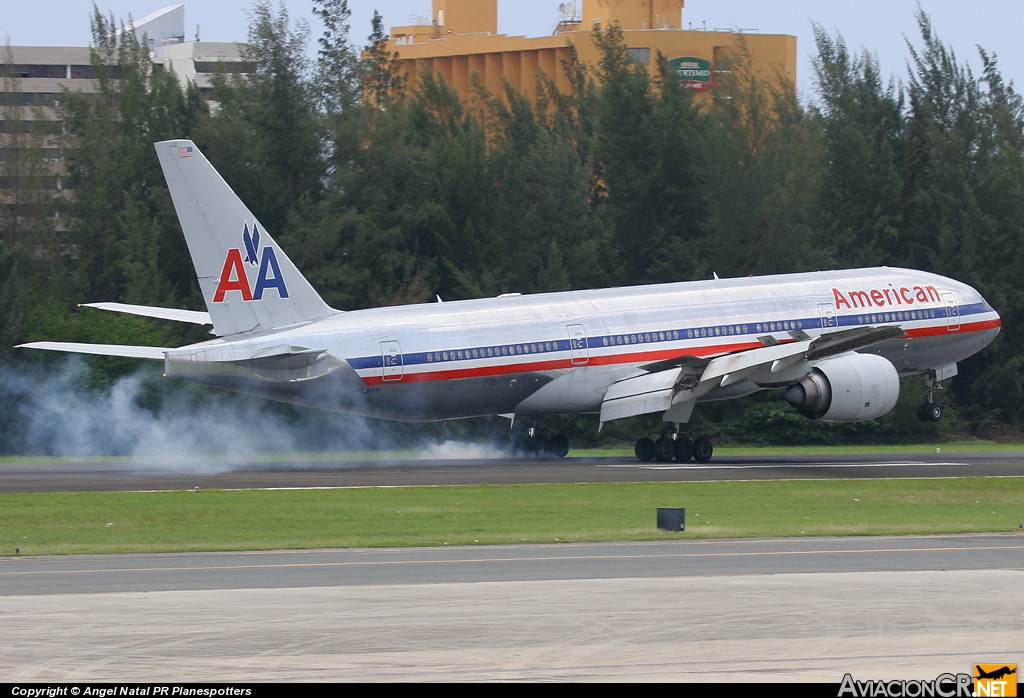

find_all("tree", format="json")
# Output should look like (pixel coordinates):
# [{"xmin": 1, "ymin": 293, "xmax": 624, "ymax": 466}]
[
  {"xmin": 484, "ymin": 83, "xmax": 608, "ymax": 294},
  {"xmin": 58, "ymin": 8, "xmax": 206, "ymax": 306},
  {"xmin": 895, "ymin": 11, "xmax": 1020, "ymax": 423},
  {"xmin": 198, "ymin": 0, "xmax": 322, "ymax": 236},
  {"xmin": 811, "ymin": 24, "xmax": 904, "ymax": 268},
  {"xmin": 362, "ymin": 10, "xmax": 406, "ymax": 108},
  {"xmin": 591, "ymin": 27, "xmax": 692, "ymax": 283},
  {"xmin": 698, "ymin": 42, "xmax": 832, "ymax": 277},
  {"xmin": 0, "ymin": 50, "xmax": 67, "ymax": 349}
]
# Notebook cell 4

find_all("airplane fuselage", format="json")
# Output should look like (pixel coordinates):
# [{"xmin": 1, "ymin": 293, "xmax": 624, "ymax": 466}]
[
  {"xmin": 18, "ymin": 140, "xmax": 1004, "ymax": 460},
  {"xmin": 164, "ymin": 266, "xmax": 1001, "ymax": 422}
]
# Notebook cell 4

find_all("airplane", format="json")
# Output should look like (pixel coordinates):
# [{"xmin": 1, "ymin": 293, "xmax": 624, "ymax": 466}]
[
  {"xmin": 18, "ymin": 139, "xmax": 1002, "ymax": 462},
  {"xmin": 975, "ymin": 666, "xmax": 1017, "ymax": 681}
]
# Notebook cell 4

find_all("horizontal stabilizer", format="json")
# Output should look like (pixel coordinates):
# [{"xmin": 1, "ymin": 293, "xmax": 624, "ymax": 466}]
[
  {"xmin": 16, "ymin": 342, "xmax": 168, "ymax": 360},
  {"xmin": 81, "ymin": 302, "xmax": 212, "ymax": 326}
]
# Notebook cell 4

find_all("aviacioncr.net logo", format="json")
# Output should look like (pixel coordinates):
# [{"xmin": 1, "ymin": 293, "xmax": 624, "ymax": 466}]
[
  {"xmin": 838, "ymin": 673, "xmax": 973, "ymax": 697},
  {"xmin": 974, "ymin": 664, "xmax": 1017, "ymax": 697}
]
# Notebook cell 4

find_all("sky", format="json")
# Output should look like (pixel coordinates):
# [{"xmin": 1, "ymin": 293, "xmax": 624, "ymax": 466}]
[{"xmin": 4, "ymin": 1, "xmax": 1023, "ymax": 97}]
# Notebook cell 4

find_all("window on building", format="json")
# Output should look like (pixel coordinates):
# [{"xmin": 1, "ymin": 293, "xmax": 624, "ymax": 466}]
[
  {"xmin": 9, "ymin": 64, "xmax": 66, "ymax": 79},
  {"xmin": 194, "ymin": 61, "xmax": 255, "ymax": 74},
  {"xmin": 626, "ymin": 48, "xmax": 650, "ymax": 65},
  {"xmin": 0, "ymin": 92, "xmax": 56, "ymax": 107},
  {"xmin": 0, "ymin": 120, "xmax": 63, "ymax": 135},
  {"xmin": 69, "ymin": 65, "xmax": 96, "ymax": 79}
]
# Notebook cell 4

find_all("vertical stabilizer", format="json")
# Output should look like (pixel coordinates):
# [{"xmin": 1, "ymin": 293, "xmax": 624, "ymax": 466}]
[{"xmin": 154, "ymin": 139, "xmax": 336, "ymax": 336}]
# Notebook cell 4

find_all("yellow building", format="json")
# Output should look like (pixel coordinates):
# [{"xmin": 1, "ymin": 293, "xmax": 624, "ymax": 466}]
[{"xmin": 387, "ymin": 0, "xmax": 797, "ymax": 101}]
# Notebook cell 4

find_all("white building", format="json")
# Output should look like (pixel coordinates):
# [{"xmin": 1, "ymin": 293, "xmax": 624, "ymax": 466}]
[{"xmin": 1, "ymin": 5, "xmax": 249, "ymax": 229}]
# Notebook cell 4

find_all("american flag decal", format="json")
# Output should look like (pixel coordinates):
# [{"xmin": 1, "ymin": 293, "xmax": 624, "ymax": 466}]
[{"xmin": 178, "ymin": 146, "xmax": 194, "ymax": 158}]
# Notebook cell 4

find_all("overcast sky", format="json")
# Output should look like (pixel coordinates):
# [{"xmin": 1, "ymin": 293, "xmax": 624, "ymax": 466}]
[{"xmin": 5, "ymin": 1, "xmax": 1023, "ymax": 97}]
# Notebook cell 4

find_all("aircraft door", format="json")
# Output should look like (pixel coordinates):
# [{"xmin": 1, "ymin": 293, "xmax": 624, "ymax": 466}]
[
  {"xmin": 381, "ymin": 340, "xmax": 403, "ymax": 382},
  {"xmin": 817, "ymin": 303, "xmax": 838, "ymax": 334},
  {"xmin": 943, "ymin": 292, "xmax": 960, "ymax": 332},
  {"xmin": 567, "ymin": 324, "xmax": 589, "ymax": 365}
]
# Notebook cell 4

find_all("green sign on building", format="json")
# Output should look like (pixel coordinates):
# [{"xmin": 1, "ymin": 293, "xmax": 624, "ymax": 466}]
[{"xmin": 668, "ymin": 57, "xmax": 712, "ymax": 91}]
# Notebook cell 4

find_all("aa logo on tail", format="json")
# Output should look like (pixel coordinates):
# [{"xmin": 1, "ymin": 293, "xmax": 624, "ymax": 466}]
[{"xmin": 213, "ymin": 222, "xmax": 290, "ymax": 302}]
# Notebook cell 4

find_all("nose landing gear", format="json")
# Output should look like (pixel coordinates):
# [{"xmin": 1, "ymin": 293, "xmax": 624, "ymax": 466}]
[
  {"xmin": 917, "ymin": 371, "xmax": 946, "ymax": 422},
  {"xmin": 917, "ymin": 401, "xmax": 943, "ymax": 422}
]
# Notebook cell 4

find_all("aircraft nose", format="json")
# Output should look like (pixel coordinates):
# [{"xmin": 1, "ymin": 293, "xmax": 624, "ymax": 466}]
[{"xmin": 977, "ymin": 289, "xmax": 1001, "ymax": 344}]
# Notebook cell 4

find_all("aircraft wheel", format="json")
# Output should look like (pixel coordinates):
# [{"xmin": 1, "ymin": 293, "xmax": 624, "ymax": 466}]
[
  {"xmin": 693, "ymin": 437, "xmax": 714, "ymax": 463},
  {"xmin": 917, "ymin": 402, "xmax": 943, "ymax": 422},
  {"xmin": 546, "ymin": 434, "xmax": 570, "ymax": 458},
  {"xmin": 674, "ymin": 437, "xmax": 693, "ymax": 462},
  {"xmin": 635, "ymin": 437, "xmax": 655, "ymax": 462},
  {"xmin": 654, "ymin": 437, "xmax": 675, "ymax": 462}
]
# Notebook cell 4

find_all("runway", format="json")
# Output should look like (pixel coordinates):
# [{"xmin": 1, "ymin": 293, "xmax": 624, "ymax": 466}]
[
  {"xmin": 1, "ymin": 450, "xmax": 1021, "ymax": 493},
  {"xmin": 2, "ymin": 536, "xmax": 1022, "ymax": 682},
  {"xmin": 1, "ymin": 453, "xmax": 1022, "ymax": 682},
  {"xmin": 3, "ymin": 535, "xmax": 1023, "ymax": 595}
]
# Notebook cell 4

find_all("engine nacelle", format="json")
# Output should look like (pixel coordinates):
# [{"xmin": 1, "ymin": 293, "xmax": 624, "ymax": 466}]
[{"xmin": 783, "ymin": 354, "xmax": 900, "ymax": 422}]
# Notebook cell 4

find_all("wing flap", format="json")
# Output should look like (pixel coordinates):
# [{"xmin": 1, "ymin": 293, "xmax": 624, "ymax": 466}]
[
  {"xmin": 599, "ymin": 369, "xmax": 682, "ymax": 424},
  {"xmin": 700, "ymin": 339, "xmax": 814, "ymax": 386}
]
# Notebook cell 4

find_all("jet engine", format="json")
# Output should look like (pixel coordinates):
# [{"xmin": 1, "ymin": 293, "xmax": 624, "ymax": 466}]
[{"xmin": 783, "ymin": 353, "xmax": 900, "ymax": 422}]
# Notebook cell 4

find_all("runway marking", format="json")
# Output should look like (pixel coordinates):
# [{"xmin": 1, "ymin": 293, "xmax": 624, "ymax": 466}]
[
  {"xmin": 2, "ymin": 542, "xmax": 1021, "ymax": 578},
  {"xmin": 601, "ymin": 461, "xmax": 969, "ymax": 470}
]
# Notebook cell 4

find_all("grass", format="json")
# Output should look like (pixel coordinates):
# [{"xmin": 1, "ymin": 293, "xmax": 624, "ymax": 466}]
[{"xmin": 3, "ymin": 478, "xmax": 1023, "ymax": 556}]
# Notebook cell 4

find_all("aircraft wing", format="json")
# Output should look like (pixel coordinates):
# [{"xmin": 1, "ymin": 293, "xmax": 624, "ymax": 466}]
[
  {"xmin": 600, "ymin": 325, "xmax": 906, "ymax": 425},
  {"xmin": 804, "ymin": 325, "xmax": 905, "ymax": 360},
  {"xmin": 599, "ymin": 368, "xmax": 685, "ymax": 423},
  {"xmin": 80, "ymin": 302, "xmax": 212, "ymax": 326},
  {"xmin": 16, "ymin": 342, "xmax": 169, "ymax": 360}
]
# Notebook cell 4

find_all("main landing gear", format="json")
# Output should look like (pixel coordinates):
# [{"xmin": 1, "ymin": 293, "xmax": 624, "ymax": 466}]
[
  {"xmin": 635, "ymin": 427, "xmax": 713, "ymax": 463},
  {"xmin": 510, "ymin": 418, "xmax": 570, "ymax": 458}
]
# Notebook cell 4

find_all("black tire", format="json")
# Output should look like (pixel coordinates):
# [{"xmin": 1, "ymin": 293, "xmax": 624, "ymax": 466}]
[
  {"xmin": 654, "ymin": 437, "xmax": 675, "ymax": 462},
  {"xmin": 635, "ymin": 437, "xmax": 655, "ymax": 462},
  {"xmin": 674, "ymin": 437, "xmax": 693, "ymax": 462},
  {"xmin": 693, "ymin": 437, "xmax": 714, "ymax": 463},
  {"xmin": 546, "ymin": 434, "xmax": 570, "ymax": 458},
  {"xmin": 918, "ymin": 402, "xmax": 943, "ymax": 422}
]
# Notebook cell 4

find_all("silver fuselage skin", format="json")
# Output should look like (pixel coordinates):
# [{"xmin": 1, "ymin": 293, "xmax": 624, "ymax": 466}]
[{"xmin": 163, "ymin": 267, "xmax": 1001, "ymax": 423}]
